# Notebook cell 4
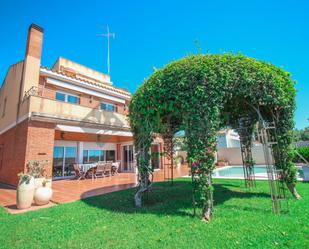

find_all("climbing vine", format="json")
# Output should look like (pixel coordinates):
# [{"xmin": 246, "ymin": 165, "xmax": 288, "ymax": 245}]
[{"xmin": 129, "ymin": 53, "xmax": 300, "ymax": 221}]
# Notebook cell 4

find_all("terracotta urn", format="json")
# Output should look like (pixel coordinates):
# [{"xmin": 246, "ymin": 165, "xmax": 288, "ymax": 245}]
[
  {"xmin": 34, "ymin": 186, "xmax": 53, "ymax": 206},
  {"xmin": 16, "ymin": 175, "xmax": 35, "ymax": 210}
]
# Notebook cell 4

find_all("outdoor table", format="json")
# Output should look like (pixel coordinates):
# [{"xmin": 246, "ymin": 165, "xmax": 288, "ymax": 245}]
[{"xmin": 79, "ymin": 163, "xmax": 97, "ymax": 173}]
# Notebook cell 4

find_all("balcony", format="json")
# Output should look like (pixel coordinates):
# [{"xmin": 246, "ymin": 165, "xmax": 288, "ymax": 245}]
[{"xmin": 22, "ymin": 87, "xmax": 130, "ymax": 130}]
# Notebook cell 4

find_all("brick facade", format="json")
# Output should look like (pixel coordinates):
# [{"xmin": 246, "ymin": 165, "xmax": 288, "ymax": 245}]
[
  {"xmin": 0, "ymin": 23, "xmax": 163, "ymax": 186},
  {"xmin": 25, "ymin": 121, "xmax": 56, "ymax": 179},
  {"xmin": 0, "ymin": 120, "xmax": 55, "ymax": 186},
  {"xmin": 0, "ymin": 121, "xmax": 28, "ymax": 185},
  {"xmin": 0, "ymin": 119, "xmax": 165, "ymax": 185}
]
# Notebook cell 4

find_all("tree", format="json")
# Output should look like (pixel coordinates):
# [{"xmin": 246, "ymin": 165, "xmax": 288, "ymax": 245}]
[
  {"xmin": 293, "ymin": 126, "xmax": 309, "ymax": 141},
  {"xmin": 129, "ymin": 54, "xmax": 300, "ymax": 222}
]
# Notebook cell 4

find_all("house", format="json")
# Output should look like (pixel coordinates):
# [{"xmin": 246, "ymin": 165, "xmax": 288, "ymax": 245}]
[
  {"xmin": 216, "ymin": 129, "xmax": 272, "ymax": 165},
  {"xmin": 217, "ymin": 129, "xmax": 240, "ymax": 149},
  {"xmin": 0, "ymin": 24, "xmax": 163, "ymax": 185}
]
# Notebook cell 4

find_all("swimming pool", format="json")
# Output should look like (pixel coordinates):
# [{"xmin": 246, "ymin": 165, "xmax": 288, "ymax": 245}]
[{"xmin": 212, "ymin": 165, "xmax": 304, "ymax": 180}]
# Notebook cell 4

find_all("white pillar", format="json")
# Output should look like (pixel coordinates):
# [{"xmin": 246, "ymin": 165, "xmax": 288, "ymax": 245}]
[{"xmin": 78, "ymin": 142, "xmax": 84, "ymax": 163}]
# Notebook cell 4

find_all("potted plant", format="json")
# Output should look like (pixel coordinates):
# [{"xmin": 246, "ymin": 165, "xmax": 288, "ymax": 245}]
[
  {"xmin": 174, "ymin": 155, "xmax": 184, "ymax": 168},
  {"xmin": 27, "ymin": 160, "xmax": 50, "ymax": 189},
  {"xmin": 34, "ymin": 180, "xmax": 53, "ymax": 206},
  {"xmin": 16, "ymin": 173, "xmax": 35, "ymax": 209}
]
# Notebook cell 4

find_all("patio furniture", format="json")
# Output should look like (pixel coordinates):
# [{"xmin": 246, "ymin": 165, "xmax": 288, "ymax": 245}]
[
  {"xmin": 80, "ymin": 163, "xmax": 96, "ymax": 172},
  {"xmin": 73, "ymin": 164, "xmax": 86, "ymax": 180},
  {"xmin": 95, "ymin": 163, "xmax": 106, "ymax": 178},
  {"xmin": 86, "ymin": 167, "xmax": 97, "ymax": 180},
  {"xmin": 112, "ymin": 162, "xmax": 120, "ymax": 175},
  {"xmin": 104, "ymin": 163, "xmax": 113, "ymax": 176}
]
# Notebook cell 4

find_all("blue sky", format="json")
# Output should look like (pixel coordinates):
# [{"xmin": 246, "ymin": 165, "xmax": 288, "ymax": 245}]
[{"xmin": 0, "ymin": 0, "xmax": 308, "ymax": 128}]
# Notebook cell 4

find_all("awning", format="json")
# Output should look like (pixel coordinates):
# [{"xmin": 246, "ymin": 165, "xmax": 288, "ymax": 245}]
[{"xmin": 56, "ymin": 124, "xmax": 133, "ymax": 137}]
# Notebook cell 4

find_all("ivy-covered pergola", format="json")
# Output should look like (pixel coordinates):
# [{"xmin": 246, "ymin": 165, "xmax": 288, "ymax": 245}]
[{"xmin": 129, "ymin": 54, "xmax": 300, "ymax": 222}]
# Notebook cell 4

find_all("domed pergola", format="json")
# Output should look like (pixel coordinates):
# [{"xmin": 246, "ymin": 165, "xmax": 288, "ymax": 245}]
[{"xmin": 129, "ymin": 54, "xmax": 300, "ymax": 221}]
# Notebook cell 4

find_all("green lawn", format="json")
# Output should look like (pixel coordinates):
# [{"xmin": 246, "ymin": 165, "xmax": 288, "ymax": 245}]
[{"xmin": 0, "ymin": 179, "xmax": 308, "ymax": 249}]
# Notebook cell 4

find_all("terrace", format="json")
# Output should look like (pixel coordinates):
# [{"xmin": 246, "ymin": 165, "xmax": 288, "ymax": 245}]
[{"xmin": 0, "ymin": 165, "xmax": 190, "ymax": 214}]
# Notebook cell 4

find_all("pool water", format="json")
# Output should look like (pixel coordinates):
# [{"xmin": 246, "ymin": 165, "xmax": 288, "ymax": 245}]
[{"xmin": 212, "ymin": 166, "xmax": 304, "ymax": 179}]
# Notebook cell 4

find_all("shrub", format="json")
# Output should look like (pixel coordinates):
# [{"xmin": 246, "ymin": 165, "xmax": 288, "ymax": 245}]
[
  {"xmin": 294, "ymin": 146, "xmax": 309, "ymax": 162},
  {"xmin": 27, "ymin": 160, "xmax": 48, "ymax": 178},
  {"xmin": 174, "ymin": 155, "xmax": 184, "ymax": 165}
]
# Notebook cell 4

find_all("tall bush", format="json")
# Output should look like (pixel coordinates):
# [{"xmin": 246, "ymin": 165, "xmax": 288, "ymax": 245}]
[{"xmin": 129, "ymin": 53, "xmax": 299, "ymax": 221}]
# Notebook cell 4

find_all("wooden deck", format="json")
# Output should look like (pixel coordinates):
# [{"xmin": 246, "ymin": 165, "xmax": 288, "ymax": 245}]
[{"xmin": 0, "ymin": 166, "xmax": 189, "ymax": 214}]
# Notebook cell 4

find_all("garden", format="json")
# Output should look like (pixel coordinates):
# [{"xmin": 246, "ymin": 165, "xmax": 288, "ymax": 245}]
[
  {"xmin": 0, "ymin": 178, "xmax": 308, "ymax": 248},
  {"xmin": 1, "ymin": 54, "xmax": 307, "ymax": 249}
]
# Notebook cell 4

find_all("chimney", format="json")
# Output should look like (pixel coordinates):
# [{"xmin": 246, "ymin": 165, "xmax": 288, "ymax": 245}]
[{"xmin": 20, "ymin": 23, "xmax": 44, "ymax": 99}]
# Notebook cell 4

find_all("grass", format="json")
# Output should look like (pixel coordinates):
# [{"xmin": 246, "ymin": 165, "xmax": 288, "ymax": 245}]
[{"xmin": 0, "ymin": 179, "xmax": 308, "ymax": 249}]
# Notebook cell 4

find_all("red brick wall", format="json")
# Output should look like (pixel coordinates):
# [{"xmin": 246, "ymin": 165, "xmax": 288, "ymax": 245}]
[
  {"xmin": 0, "ymin": 121, "xmax": 28, "ymax": 185},
  {"xmin": 25, "ymin": 121, "xmax": 56, "ymax": 178},
  {"xmin": 25, "ymin": 24, "xmax": 43, "ymax": 60},
  {"xmin": 38, "ymin": 80, "xmax": 56, "ymax": 99},
  {"xmin": 0, "ymin": 120, "xmax": 55, "ymax": 186}
]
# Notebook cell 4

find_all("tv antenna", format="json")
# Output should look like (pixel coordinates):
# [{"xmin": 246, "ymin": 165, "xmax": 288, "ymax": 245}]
[{"xmin": 97, "ymin": 26, "xmax": 115, "ymax": 75}]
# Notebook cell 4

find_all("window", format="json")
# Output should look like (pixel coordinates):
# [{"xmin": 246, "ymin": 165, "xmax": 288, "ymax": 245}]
[
  {"xmin": 56, "ymin": 92, "xmax": 65, "ymax": 102},
  {"xmin": 83, "ymin": 150, "xmax": 105, "ymax": 163},
  {"xmin": 56, "ymin": 91, "xmax": 79, "ymax": 104},
  {"xmin": 52, "ymin": 146, "xmax": 77, "ymax": 178},
  {"xmin": 83, "ymin": 150, "xmax": 88, "ymax": 164},
  {"xmin": 88, "ymin": 150, "xmax": 101, "ymax": 163},
  {"xmin": 106, "ymin": 150, "xmax": 116, "ymax": 162},
  {"xmin": 67, "ymin": 95, "xmax": 79, "ymax": 104},
  {"xmin": 100, "ymin": 150, "xmax": 105, "ymax": 162},
  {"xmin": 151, "ymin": 144, "xmax": 160, "ymax": 169},
  {"xmin": 83, "ymin": 150, "xmax": 114, "ymax": 163},
  {"xmin": 100, "ymin": 102, "xmax": 117, "ymax": 112}
]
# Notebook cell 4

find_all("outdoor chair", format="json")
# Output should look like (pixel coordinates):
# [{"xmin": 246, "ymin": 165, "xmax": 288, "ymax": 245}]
[
  {"xmin": 95, "ymin": 163, "xmax": 106, "ymax": 178},
  {"xmin": 86, "ymin": 166, "xmax": 97, "ymax": 180},
  {"xmin": 73, "ymin": 164, "xmax": 86, "ymax": 180},
  {"xmin": 104, "ymin": 163, "xmax": 113, "ymax": 176},
  {"xmin": 112, "ymin": 162, "xmax": 120, "ymax": 175}
]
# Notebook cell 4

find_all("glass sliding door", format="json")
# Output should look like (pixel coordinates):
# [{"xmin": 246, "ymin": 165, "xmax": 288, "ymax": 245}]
[
  {"xmin": 106, "ymin": 150, "xmax": 116, "ymax": 162},
  {"xmin": 128, "ymin": 146, "xmax": 134, "ymax": 170},
  {"xmin": 122, "ymin": 145, "xmax": 134, "ymax": 171},
  {"xmin": 53, "ymin": 146, "xmax": 77, "ymax": 178},
  {"xmin": 53, "ymin": 147, "xmax": 64, "ymax": 178},
  {"xmin": 64, "ymin": 147, "xmax": 77, "ymax": 177},
  {"xmin": 151, "ymin": 144, "xmax": 160, "ymax": 170},
  {"xmin": 88, "ymin": 150, "xmax": 101, "ymax": 163},
  {"xmin": 82, "ymin": 150, "xmax": 114, "ymax": 163}
]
